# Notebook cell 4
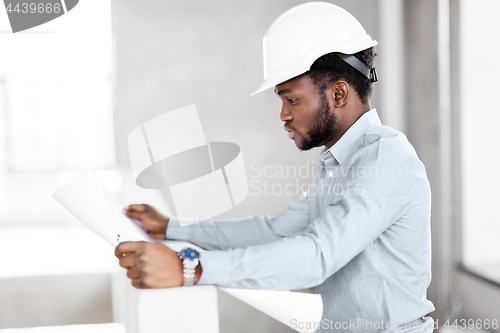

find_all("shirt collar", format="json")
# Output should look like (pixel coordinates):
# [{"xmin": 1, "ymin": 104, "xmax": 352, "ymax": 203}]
[{"xmin": 318, "ymin": 109, "xmax": 382, "ymax": 167}]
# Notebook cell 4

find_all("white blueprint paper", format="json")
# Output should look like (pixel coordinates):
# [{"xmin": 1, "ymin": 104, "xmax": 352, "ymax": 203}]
[
  {"xmin": 52, "ymin": 169, "xmax": 322, "ymax": 333},
  {"xmin": 52, "ymin": 169, "xmax": 150, "ymax": 246}
]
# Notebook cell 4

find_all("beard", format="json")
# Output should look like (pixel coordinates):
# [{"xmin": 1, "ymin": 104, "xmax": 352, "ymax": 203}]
[{"xmin": 298, "ymin": 92, "xmax": 336, "ymax": 151}]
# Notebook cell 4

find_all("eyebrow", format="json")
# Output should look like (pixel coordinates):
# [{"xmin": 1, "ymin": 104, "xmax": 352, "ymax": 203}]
[{"xmin": 275, "ymin": 88, "xmax": 292, "ymax": 96}]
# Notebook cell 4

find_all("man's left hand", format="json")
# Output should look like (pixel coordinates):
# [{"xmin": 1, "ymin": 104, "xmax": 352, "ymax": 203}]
[{"xmin": 115, "ymin": 241, "xmax": 193, "ymax": 288}]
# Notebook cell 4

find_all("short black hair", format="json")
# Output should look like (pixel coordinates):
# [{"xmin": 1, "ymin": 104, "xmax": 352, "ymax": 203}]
[{"xmin": 305, "ymin": 47, "xmax": 377, "ymax": 105}]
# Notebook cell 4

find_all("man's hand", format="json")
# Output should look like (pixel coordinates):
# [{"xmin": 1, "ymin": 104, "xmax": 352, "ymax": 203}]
[
  {"xmin": 115, "ymin": 241, "xmax": 202, "ymax": 288},
  {"xmin": 124, "ymin": 204, "xmax": 169, "ymax": 240}
]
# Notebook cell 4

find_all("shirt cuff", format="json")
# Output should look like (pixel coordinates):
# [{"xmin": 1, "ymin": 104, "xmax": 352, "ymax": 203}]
[
  {"xmin": 165, "ymin": 217, "xmax": 190, "ymax": 240},
  {"xmin": 197, "ymin": 250, "xmax": 232, "ymax": 286}
]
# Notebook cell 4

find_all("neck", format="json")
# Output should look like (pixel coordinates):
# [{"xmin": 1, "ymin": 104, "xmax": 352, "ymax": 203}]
[{"xmin": 323, "ymin": 102, "xmax": 371, "ymax": 149}]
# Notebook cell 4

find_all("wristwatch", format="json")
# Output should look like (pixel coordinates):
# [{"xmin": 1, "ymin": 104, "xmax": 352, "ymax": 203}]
[{"xmin": 177, "ymin": 248, "xmax": 200, "ymax": 286}]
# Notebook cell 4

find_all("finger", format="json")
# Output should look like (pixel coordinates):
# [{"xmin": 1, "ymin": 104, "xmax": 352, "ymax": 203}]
[
  {"xmin": 126, "ymin": 266, "xmax": 141, "ymax": 279},
  {"xmin": 124, "ymin": 205, "xmax": 148, "ymax": 220},
  {"xmin": 132, "ymin": 277, "xmax": 147, "ymax": 289},
  {"xmin": 146, "ymin": 230, "xmax": 164, "ymax": 239},
  {"xmin": 115, "ymin": 241, "xmax": 143, "ymax": 258},
  {"xmin": 126, "ymin": 204, "xmax": 147, "ymax": 213},
  {"xmin": 118, "ymin": 252, "xmax": 139, "ymax": 268}
]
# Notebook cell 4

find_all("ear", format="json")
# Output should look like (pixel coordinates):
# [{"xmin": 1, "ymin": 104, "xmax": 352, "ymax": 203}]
[{"xmin": 330, "ymin": 81, "xmax": 350, "ymax": 108}]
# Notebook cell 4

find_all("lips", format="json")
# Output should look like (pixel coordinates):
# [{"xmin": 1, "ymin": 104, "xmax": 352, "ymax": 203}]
[{"xmin": 284, "ymin": 125, "xmax": 296, "ymax": 139}]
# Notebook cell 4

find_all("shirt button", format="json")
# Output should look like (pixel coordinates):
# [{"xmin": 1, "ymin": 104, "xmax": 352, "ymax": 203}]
[{"xmin": 328, "ymin": 171, "xmax": 334, "ymax": 177}]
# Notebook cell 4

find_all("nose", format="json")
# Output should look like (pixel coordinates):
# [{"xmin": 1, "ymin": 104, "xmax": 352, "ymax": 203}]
[{"xmin": 280, "ymin": 104, "xmax": 293, "ymax": 122}]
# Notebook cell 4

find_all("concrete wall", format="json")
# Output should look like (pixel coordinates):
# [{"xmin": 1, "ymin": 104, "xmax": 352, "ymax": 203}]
[
  {"xmin": 455, "ymin": 272, "xmax": 500, "ymax": 333},
  {"xmin": 0, "ymin": 274, "xmax": 113, "ymax": 329},
  {"xmin": 403, "ymin": 0, "xmax": 447, "ymax": 322}
]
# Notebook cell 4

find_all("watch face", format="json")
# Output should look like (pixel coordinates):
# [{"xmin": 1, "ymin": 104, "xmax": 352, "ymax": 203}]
[{"xmin": 180, "ymin": 248, "xmax": 200, "ymax": 260}]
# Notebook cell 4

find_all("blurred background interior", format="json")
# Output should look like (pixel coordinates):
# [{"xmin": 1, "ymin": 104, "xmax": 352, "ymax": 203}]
[{"xmin": 0, "ymin": 0, "xmax": 499, "ymax": 332}]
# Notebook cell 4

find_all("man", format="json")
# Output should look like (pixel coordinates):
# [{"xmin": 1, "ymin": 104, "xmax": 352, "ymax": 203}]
[{"xmin": 116, "ymin": 2, "xmax": 435, "ymax": 332}]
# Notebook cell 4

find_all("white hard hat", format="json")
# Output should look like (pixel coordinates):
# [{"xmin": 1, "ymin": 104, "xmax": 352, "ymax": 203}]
[{"xmin": 251, "ymin": 2, "xmax": 378, "ymax": 96}]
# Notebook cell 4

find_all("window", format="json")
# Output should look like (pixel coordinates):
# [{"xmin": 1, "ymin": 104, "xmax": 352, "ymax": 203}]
[
  {"xmin": 0, "ymin": 0, "xmax": 116, "ymax": 225},
  {"xmin": 460, "ymin": 0, "xmax": 500, "ymax": 267}
]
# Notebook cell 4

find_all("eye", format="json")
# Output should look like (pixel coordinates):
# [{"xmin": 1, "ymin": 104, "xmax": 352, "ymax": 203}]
[{"xmin": 287, "ymin": 98, "xmax": 298, "ymax": 104}]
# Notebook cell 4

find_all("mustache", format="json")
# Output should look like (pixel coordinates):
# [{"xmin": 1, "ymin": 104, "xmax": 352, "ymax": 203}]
[{"xmin": 284, "ymin": 123, "xmax": 297, "ymax": 131}]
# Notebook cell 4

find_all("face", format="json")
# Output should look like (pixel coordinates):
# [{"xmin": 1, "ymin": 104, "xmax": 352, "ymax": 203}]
[{"xmin": 275, "ymin": 75, "xmax": 337, "ymax": 151}]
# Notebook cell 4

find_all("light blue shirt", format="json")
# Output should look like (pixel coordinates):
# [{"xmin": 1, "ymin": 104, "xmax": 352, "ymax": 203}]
[{"xmin": 167, "ymin": 109, "xmax": 435, "ymax": 332}]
